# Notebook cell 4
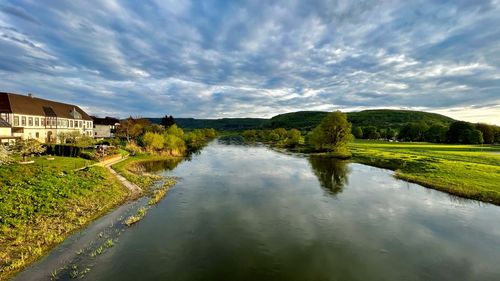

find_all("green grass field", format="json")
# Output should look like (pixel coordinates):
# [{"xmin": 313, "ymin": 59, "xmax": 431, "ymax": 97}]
[
  {"xmin": 0, "ymin": 157, "xmax": 127, "ymax": 281},
  {"xmin": 349, "ymin": 140, "xmax": 500, "ymax": 204}
]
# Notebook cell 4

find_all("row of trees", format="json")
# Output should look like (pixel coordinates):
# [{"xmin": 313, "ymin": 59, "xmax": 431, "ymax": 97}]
[
  {"xmin": 352, "ymin": 121, "xmax": 500, "ymax": 144},
  {"xmin": 242, "ymin": 128, "xmax": 302, "ymax": 147},
  {"xmin": 242, "ymin": 111, "xmax": 352, "ymax": 154},
  {"xmin": 141, "ymin": 125, "xmax": 216, "ymax": 156}
]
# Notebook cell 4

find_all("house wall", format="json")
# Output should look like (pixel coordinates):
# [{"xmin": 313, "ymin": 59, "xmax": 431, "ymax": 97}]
[
  {"xmin": 0, "ymin": 127, "xmax": 10, "ymax": 136},
  {"xmin": 8, "ymin": 113, "xmax": 93, "ymax": 143},
  {"xmin": 94, "ymin": 125, "xmax": 114, "ymax": 138}
]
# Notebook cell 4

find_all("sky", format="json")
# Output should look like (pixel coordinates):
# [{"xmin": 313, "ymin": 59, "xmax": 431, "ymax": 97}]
[{"xmin": 0, "ymin": 0, "xmax": 499, "ymax": 124}]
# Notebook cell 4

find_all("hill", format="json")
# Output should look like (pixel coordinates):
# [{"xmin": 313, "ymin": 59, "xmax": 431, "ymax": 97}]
[
  {"xmin": 148, "ymin": 109, "xmax": 456, "ymax": 131},
  {"xmin": 148, "ymin": 117, "xmax": 268, "ymax": 131}
]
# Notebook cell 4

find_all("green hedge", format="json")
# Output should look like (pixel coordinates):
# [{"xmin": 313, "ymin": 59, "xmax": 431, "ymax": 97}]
[{"xmin": 45, "ymin": 145, "xmax": 82, "ymax": 157}]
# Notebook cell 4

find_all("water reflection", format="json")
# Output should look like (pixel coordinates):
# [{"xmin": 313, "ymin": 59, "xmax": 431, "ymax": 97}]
[
  {"xmin": 139, "ymin": 158, "xmax": 182, "ymax": 173},
  {"xmin": 17, "ymin": 142, "xmax": 500, "ymax": 281},
  {"xmin": 308, "ymin": 156, "xmax": 350, "ymax": 195}
]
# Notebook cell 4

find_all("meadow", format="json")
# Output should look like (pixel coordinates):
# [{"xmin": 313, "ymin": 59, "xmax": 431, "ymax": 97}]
[
  {"xmin": 349, "ymin": 140, "xmax": 500, "ymax": 204},
  {"xmin": 0, "ymin": 157, "xmax": 128, "ymax": 281}
]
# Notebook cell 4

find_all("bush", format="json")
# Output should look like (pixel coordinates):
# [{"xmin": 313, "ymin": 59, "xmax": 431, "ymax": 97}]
[
  {"xmin": 45, "ymin": 145, "xmax": 81, "ymax": 157},
  {"xmin": 79, "ymin": 151, "xmax": 99, "ymax": 160},
  {"xmin": 125, "ymin": 142, "xmax": 143, "ymax": 154}
]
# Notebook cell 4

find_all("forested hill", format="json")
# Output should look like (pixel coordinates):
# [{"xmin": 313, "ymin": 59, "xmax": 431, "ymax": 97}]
[
  {"xmin": 268, "ymin": 110, "xmax": 456, "ymax": 130},
  {"xmin": 148, "ymin": 117, "xmax": 268, "ymax": 131},
  {"xmin": 148, "ymin": 109, "xmax": 456, "ymax": 131}
]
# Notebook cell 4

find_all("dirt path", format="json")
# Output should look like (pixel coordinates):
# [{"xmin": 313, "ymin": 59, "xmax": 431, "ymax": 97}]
[{"xmin": 99, "ymin": 155, "xmax": 142, "ymax": 196}]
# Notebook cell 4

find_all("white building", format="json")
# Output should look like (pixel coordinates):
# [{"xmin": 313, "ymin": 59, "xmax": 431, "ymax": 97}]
[
  {"xmin": 92, "ymin": 116, "xmax": 120, "ymax": 139},
  {"xmin": 0, "ymin": 92, "xmax": 93, "ymax": 143},
  {"xmin": 0, "ymin": 117, "xmax": 16, "ymax": 144}
]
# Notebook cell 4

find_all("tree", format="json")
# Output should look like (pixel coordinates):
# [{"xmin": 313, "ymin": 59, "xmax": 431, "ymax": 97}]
[
  {"xmin": 145, "ymin": 124, "xmax": 165, "ymax": 134},
  {"xmin": 398, "ymin": 123, "xmax": 428, "ymax": 141},
  {"xmin": 352, "ymin": 127, "xmax": 363, "ymax": 139},
  {"xmin": 363, "ymin": 126, "xmax": 379, "ymax": 140},
  {"xmin": 75, "ymin": 135, "xmax": 95, "ymax": 147},
  {"xmin": 116, "ymin": 117, "xmax": 151, "ymax": 142},
  {"xmin": 273, "ymin": 128, "xmax": 288, "ymax": 140},
  {"xmin": 446, "ymin": 121, "xmax": 475, "ymax": 143},
  {"xmin": 285, "ymin": 129, "xmax": 301, "ymax": 147},
  {"xmin": 66, "ymin": 131, "xmax": 82, "ymax": 144},
  {"xmin": 307, "ymin": 111, "xmax": 352, "ymax": 152},
  {"xmin": 143, "ymin": 132, "xmax": 164, "ymax": 152},
  {"xmin": 164, "ymin": 134, "xmax": 186, "ymax": 156},
  {"xmin": 57, "ymin": 132, "xmax": 68, "ymax": 144},
  {"xmin": 424, "ymin": 125, "xmax": 447, "ymax": 143},
  {"xmin": 242, "ymin": 130, "xmax": 257, "ymax": 140},
  {"xmin": 476, "ymin": 123, "xmax": 495, "ymax": 144},
  {"xmin": 161, "ymin": 115, "xmax": 176, "ymax": 128},
  {"xmin": 0, "ymin": 145, "xmax": 10, "ymax": 165},
  {"xmin": 468, "ymin": 129, "xmax": 484, "ymax": 144},
  {"xmin": 268, "ymin": 131, "xmax": 280, "ymax": 142},
  {"xmin": 386, "ymin": 128, "xmax": 397, "ymax": 140},
  {"xmin": 203, "ymin": 128, "xmax": 217, "ymax": 139},
  {"xmin": 495, "ymin": 129, "xmax": 500, "ymax": 144},
  {"xmin": 15, "ymin": 139, "xmax": 46, "ymax": 162},
  {"xmin": 166, "ymin": 124, "xmax": 184, "ymax": 138}
]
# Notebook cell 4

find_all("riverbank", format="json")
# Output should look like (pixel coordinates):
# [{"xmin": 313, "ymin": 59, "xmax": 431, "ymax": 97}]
[
  {"xmin": 111, "ymin": 154, "xmax": 182, "ymax": 190},
  {"xmin": 240, "ymin": 135, "xmax": 500, "ymax": 205},
  {"xmin": 0, "ymin": 157, "xmax": 129, "ymax": 281},
  {"xmin": 348, "ymin": 140, "xmax": 500, "ymax": 205}
]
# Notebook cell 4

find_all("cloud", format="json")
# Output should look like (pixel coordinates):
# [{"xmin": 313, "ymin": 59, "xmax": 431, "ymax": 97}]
[{"xmin": 0, "ymin": 0, "xmax": 498, "ymax": 124}]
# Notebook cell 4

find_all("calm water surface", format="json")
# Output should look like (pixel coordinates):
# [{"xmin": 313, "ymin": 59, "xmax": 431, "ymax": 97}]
[{"xmin": 18, "ymin": 141, "xmax": 500, "ymax": 280}]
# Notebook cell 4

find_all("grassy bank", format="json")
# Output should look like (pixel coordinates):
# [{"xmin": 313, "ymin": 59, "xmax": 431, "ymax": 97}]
[
  {"xmin": 349, "ymin": 140, "xmax": 500, "ymax": 204},
  {"xmin": 0, "ymin": 157, "xmax": 128, "ymax": 281},
  {"xmin": 112, "ymin": 154, "xmax": 182, "ymax": 190}
]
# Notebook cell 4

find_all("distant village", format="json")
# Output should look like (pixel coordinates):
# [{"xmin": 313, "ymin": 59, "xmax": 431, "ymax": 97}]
[{"xmin": 0, "ymin": 92, "xmax": 119, "ymax": 145}]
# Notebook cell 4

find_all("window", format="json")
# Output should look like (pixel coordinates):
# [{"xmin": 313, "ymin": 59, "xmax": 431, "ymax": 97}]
[
  {"xmin": 57, "ymin": 120, "xmax": 61, "ymax": 127},
  {"xmin": 70, "ymin": 120, "xmax": 74, "ymax": 128},
  {"xmin": 95, "ymin": 132, "xmax": 97, "ymax": 136},
  {"xmin": 21, "ymin": 116, "xmax": 26, "ymax": 126},
  {"xmin": 79, "ymin": 121, "xmax": 82, "ymax": 128},
  {"xmin": 35, "ymin": 118, "xmax": 39, "ymax": 126},
  {"xmin": 36, "ymin": 132, "xmax": 39, "ymax": 138},
  {"xmin": 51, "ymin": 119, "xmax": 56, "ymax": 126},
  {"xmin": 28, "ymin": 117, "xmax": 33, "ymax": 126},
  {"xmin": 14, "ymin": 116, "xmax": 19, "ymax": 126}
]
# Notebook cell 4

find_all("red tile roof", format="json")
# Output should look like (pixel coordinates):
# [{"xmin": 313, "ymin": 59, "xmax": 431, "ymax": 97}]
[{"xmin": 0, "ymin": 92, "xmax": 92, "ymax": 120}]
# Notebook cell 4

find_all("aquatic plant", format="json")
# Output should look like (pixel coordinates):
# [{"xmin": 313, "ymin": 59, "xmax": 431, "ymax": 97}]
[{"xmin": 124, "ymin": 207, "xmax": 148, "ymax": 226}]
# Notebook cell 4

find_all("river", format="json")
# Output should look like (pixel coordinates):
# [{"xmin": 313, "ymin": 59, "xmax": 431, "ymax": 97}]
[{"xmin": 15, "ymin": 141, "xmax": 500, "ymax": 280}]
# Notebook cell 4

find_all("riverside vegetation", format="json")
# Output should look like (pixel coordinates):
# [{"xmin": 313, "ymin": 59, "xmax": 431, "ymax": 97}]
[
  {"xmin": 0, "ymin": 116, "xmax": 216, "ymax": 280},
  {"xmin": 237, "ymin": 111, "xmax": 500, "ymax": 205},
  {"xmin": 349, "ymin": 141, "xmax": 500, "ymax": 204},
  {"xmin": 0, "ymin": 159, "xmax": 128, "ymax": 281}
]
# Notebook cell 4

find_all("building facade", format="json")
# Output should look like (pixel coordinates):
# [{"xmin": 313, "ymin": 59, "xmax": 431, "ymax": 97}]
[
  {"xmin": 92, "ymin": 116, "xmax": 120, "ymax": 139},
  {"xmin": 0, "ymin": 92, "xmax": 93, "ymax": 143},
  {"xmin": 0, "ymin": 117, "xmax": 16, "ymax": 144}
]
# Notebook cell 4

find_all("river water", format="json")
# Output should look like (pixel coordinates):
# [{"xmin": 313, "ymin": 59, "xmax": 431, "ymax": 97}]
[{"xmin": 15, "ymin": 141, "xmax": 500, "ymax": 280}]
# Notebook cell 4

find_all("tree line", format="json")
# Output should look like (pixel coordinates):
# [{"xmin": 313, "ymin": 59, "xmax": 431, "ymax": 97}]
[
  {"xmin": 351, "ymin": 121, "xmax": 500, "ymax": 144},
  {"xmin": 242, "ymin": 111, "xmax": 352, "ymax": 157},
  {"xmin": 117, "ymin": 116, "xmax": 217, "ymax": 156}
]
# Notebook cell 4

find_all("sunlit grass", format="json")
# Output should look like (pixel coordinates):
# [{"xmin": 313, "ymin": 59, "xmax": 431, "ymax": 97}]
[
  {"xmin": 349, "ymin": 140, "xmax": 500, "ymax": 204},
  {"xmin": 0, "ymin": 159, "xmax": 128, "ymax": 281}
]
